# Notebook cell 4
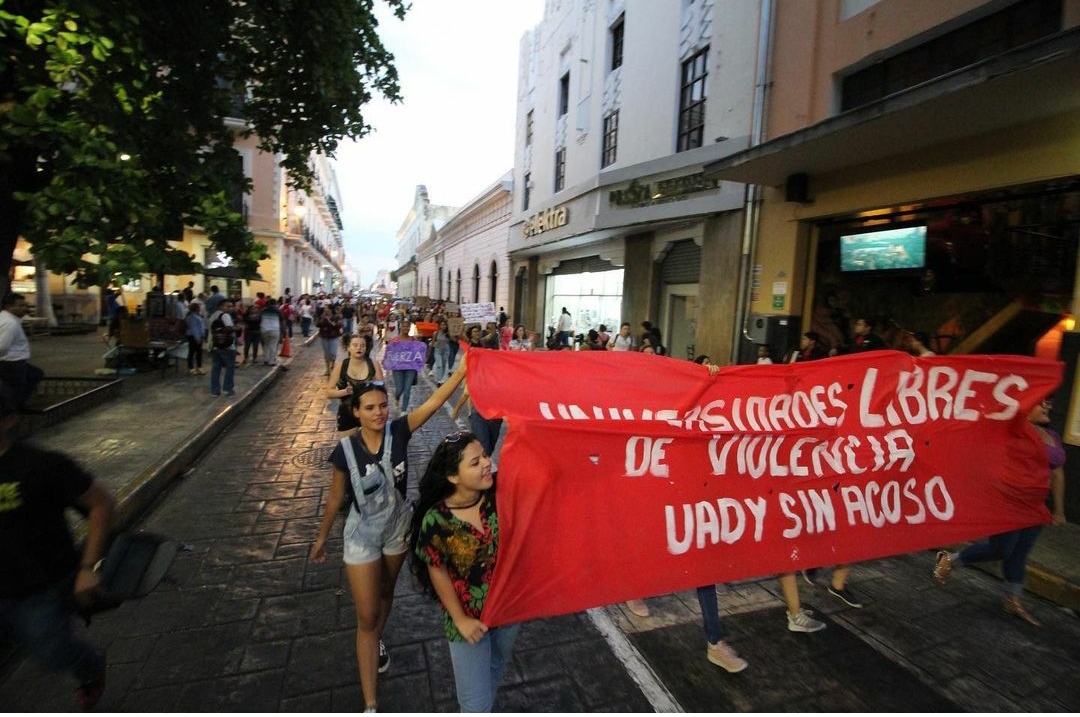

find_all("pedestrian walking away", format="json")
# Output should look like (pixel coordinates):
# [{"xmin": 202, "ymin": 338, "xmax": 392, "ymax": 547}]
[
  {"xmin": 309, "ymin": 357, "xmax": 469, "ymax": 712},
  {"xmin": 185, "ymin": 302, "xmax": 206, "ymax": 375}
]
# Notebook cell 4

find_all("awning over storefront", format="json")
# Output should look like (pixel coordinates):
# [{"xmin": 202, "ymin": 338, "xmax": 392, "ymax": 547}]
[{"xmin": 703, "ymin": 29, "xmax": 1080, "ymax": 188}]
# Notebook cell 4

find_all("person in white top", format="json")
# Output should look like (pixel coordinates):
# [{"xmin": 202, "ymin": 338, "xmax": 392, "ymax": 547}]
[
  {"xmin": 607, "ymin": 322, "xmax": 636, "ymax": 351},
  {"xmin": 556, "ymin": 307, "xmax": 573, "ymax": 348},
  {"xmin": 756, "ymin": 345, "xmax": 774, "ymax": 364},
  {"xmin": 0, "ymin": 292, "xmax": 44, "ymax": 408}
]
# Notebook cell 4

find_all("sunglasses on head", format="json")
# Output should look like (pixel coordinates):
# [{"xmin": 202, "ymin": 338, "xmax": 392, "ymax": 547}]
[
  {"xmin": 443, "ymin": 431, "xmax": 470, "ymax": 444},
  {"xmin": 355, "ymin": 380, "xmax": 385, "ymax": 392}
]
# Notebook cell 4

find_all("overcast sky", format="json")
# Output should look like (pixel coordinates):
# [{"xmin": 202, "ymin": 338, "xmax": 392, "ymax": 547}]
[{"xmin": 334, "ymin": 0, "xmax": 545, "ymax": 289}]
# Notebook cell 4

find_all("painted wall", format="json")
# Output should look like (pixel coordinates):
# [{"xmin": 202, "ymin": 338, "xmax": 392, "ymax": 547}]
[{"xmin": 767, "ymin": 0, "xmax": 1080, "ymax": 137}]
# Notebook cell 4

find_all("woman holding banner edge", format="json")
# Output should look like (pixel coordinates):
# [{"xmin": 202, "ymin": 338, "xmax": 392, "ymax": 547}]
[
  {"xmin": 309, "ymin": 357, "xmax": 469, "ymax": 712},
  {"xmin": 932, "ymin": 396, "xmax": 1067, "ymax": 626},
  {"xmin": 410, "ymin": 430, "xmax": 519, "ymax": 712}
]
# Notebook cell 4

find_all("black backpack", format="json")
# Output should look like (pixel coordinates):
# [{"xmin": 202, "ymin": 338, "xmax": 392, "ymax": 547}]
[
  {"xmin": 210, "ymin": 313, "xmax": 234, "ymax": 350},
  {"xmin": 76, "ymin": 531, "xmax": 179, "ymax": 624}
]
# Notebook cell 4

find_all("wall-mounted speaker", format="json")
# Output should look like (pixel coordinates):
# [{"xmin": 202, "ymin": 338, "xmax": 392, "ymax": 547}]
[{"xmin": 785, "ymin": 172, "xmax": 810, "ymax": 204}]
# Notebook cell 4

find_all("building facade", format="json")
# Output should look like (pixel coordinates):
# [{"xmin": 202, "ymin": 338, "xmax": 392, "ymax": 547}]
[
  {"xmin": 509, "ymin": 0, "xmax": 764, "ymax": 359},
  {"xmin": 195, "ymin": 130, "xmax": 346, "ymax": 301},
  {"xmin": 394, "ymin": 186, "xmax": 459, "ymax": 300},
  {"xmin": 15, "ymin": 122, "xmax": 345, "ymax": 326},
  {"xmin": 704, "ymin": 0, "xmax": 1080, "ymax": 510},
  {"xmin": 416, "ymin": 173, "xmax": 513, "ymax": 311}
]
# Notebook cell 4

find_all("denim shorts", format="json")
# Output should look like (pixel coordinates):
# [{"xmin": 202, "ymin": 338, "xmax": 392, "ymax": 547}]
[{"xmin": 342, "ymin": 487, "xmax": 412, "ymax": 565}]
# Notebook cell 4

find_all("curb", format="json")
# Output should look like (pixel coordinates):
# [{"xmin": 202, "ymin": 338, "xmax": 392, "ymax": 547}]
[
  {"xmin": 111, "ymin": 365, "xmax": 284, "ymax": 531},
  {"xmin": 1024, "ymin": 562, "xmax": 1080, "ymax": 612}
]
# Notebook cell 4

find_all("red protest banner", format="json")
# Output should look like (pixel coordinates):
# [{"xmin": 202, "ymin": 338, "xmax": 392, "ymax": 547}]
[{"xmin": 466, "ymin": 349, "xmax": 1062, "ymax": 627}]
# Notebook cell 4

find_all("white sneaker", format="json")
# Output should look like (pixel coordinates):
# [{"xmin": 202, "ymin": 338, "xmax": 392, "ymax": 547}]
[
  {"xmin": 707, "ymin": 640, "xmax": 748, "ymax": 673},
  {"xmin": 787, "ymin": 608, "xmax": 826, "ymax": 633},
  {"xmin": 625, "ymin": 599, "xmax": 650, "ymax": 617}
]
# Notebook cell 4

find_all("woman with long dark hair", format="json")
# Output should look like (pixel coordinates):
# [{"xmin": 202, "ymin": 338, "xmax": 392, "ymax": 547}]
[
  {"xmin": 410, "ymin": 431, "xmax": 519, "ymax": 712},
  {"xmin": 309, "ymin": 358, "xmax": 467, "ymax": 712}
]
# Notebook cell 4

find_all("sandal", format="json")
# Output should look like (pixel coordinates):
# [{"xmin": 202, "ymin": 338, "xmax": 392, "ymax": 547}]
[
  {"xmin": 1002, "ymin": 595, "xmax": 1041, "ymax": 627},
  {"xmin": 933, "ymin": 550, "xmax": 952, "ymax": 585}
]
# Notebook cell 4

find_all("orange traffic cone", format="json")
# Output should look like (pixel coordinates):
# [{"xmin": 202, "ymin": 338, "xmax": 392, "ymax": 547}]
[{"xmin": 279, "ymin": 333, "xmax": 292, "ymax": 358}]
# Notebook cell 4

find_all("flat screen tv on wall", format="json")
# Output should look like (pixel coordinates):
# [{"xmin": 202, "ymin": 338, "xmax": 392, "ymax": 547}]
[{"xmin": 839, "ymin": 225, "xmax": 927, "ymax": 272}]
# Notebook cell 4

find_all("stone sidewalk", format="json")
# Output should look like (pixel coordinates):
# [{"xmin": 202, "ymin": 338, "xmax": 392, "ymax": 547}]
[{"xmin": 0, "ymin": 334, "xmax": 653, "ymax": 712}]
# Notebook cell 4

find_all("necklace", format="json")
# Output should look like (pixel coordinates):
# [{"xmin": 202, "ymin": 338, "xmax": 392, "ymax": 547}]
[{"xmin": 445, "ymin": 493, "xmax": 483, "ymax": 510}]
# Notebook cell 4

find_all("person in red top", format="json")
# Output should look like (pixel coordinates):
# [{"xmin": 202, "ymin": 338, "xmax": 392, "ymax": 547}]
[{"xmin": 498, "ymin": 318, "xmax": 513, "ymax": 351}]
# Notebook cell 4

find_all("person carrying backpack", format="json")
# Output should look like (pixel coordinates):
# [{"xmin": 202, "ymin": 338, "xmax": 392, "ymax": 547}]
[{"xmin": 208, "ymin": 299, "xmax": 237, "ymax": 396}]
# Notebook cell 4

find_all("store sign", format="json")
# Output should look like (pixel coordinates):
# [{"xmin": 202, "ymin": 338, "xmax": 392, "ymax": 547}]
[
  {"xmin": 522, "ymin": 205, "xmax": 569, "ymax": 238},
  {"xmin": 609, "ymin": 172, "xmax": 720, "ymax": 208}
]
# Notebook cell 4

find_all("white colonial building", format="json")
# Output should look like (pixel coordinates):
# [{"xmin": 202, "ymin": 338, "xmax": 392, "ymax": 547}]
[
  {"xmin": 510, "ymin": 0, "xmax": 765, "ymax": 360},
  {"xmin": 394, "ymin": 185, "xmax": 458, "ymax": 299},
  {"xmin": 416, "ymin": 172, "xmax": 513, "ymax": 311}
]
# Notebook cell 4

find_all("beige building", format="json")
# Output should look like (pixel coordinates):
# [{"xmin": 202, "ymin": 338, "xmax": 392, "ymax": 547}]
[
  {"xmin": 707, "ymin": 0, "xmax": 1080, "ymax": 362},
  {"xmin": 16, "ymin": 128, "xmax": 345, "ymax": 325},
  {"xmin": 704, "ymin": 0, "xmax": 1080, "ymax": 514}
]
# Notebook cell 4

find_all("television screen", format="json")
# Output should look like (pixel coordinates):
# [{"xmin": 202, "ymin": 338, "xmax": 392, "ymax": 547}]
[{"xmin": 839, "ymin": 225, "xmax": 927, "ymax": 272}]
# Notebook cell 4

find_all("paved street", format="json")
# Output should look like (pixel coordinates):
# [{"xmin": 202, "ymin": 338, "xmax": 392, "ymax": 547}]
[{"xmin": 1, "ymin": 334, "xmax": 1079, "ymax": 711}]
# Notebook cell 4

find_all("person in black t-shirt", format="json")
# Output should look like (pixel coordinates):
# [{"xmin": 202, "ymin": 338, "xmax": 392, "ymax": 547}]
[{"xmin": 0, "ymin": 391, "xmax": 115, "ymax": 709}]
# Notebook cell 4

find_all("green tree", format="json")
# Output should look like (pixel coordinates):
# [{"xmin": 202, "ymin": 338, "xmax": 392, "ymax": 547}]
[{"xmin": 0, "ymin": 0, "xmax": 406, "ymax": 289}]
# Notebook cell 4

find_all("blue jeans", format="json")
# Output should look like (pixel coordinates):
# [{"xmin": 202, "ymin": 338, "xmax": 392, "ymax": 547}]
[
  {"xmin": 210, "ymin": 347, "xmax": 237, "ymax": 394},
  {"xmin": 433, "ymin": 346, "xmax": 450, "ymax": 384},
  {"xmin": 469, "ymin": 412, "xmax": 504, "ymax": 457},
  {"xmin": 958, "ymin": 526, "xmax": 1042, "ymax": 591},
  {"xmin": 343, "ymin": 318, "xmax": 354, "ymax": 336},
  {"xmin": 696, "ymin": 585, "xmax": 729, "ymax": 644},
  {"xmin": 320, "ymin": 338, "xmax": 339, "ymax": 366},
  {"xmin": 447, "ymin": 623, "xmax": 521, "ymax": 712},
  {"xmin": 394, "ymin": 369, "xmax": 416, "ymax": 411},
  {"xmin": 0, "ymin": 580, "xmax": 104, "ymax": 684}
]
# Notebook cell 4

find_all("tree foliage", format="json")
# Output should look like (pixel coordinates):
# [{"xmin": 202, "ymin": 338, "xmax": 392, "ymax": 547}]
[{"xmin": 0, "ymin": 0, "xmax": 406, "ymax": 287}]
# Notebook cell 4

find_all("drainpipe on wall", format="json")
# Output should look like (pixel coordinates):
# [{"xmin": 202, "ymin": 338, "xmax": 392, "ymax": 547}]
[{"xmin": 730, "ymin": 0, "xmax": 775, "ymax": 365}]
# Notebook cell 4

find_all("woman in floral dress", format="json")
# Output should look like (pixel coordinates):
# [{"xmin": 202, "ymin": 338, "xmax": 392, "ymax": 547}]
[{"xmin": 410, "ymin": 431, "xmax": 518, "ymax": 712}]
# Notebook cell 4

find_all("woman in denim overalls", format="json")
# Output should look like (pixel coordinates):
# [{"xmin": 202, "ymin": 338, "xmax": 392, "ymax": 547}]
[{"xmin": 310, "ymin": 358, "xmax": 469, "ymax": 712}]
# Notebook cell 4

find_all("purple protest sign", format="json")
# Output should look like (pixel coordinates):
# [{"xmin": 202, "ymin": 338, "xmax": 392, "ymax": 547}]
[{"xmin": 383, "ymin": 339, "xmax": 427, "ymax": 372}]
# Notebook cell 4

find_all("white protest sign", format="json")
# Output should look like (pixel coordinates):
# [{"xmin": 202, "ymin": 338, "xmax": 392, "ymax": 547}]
[{"xmin": 459, "ymin": 302, "xmax": 497, "ymax": 324}]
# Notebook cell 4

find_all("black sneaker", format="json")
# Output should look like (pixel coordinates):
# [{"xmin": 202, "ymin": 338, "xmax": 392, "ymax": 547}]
[
  {"xmin": 828, "ymin": 585, "xmax": 863, "ymax": 608},
  {"xmin": 378, "ymin": 640, "xmax": 390, "ymax": 673}
]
